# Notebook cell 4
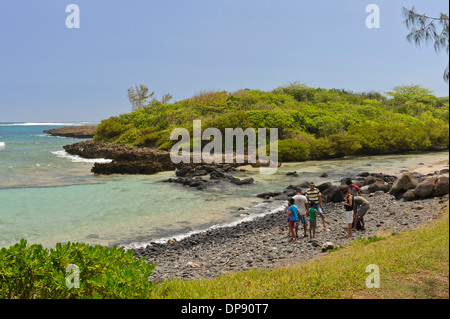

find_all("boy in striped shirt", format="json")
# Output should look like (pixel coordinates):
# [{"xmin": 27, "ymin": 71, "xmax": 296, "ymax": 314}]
[{"xmin": 305, "ymin": 182, "xmax": 328, "ymax": 229}]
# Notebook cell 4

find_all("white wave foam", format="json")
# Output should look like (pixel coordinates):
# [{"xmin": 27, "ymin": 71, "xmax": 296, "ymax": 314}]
[
  {"xmin": 123, "ymin": 203, "xmax": 286, "ymax": 250},
  {"xmin": 51, "ymin": 150, "xmax": 113, "ymax": 163},
  {"xmin": 0, "ymin": 142, "xmax": 5, "ymax": 148},
  {"xmin": 0, "ymin": 122, "xmax": 98, "ymax": 127}
]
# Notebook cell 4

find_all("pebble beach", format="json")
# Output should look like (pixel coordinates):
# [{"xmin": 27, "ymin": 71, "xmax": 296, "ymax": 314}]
[{"xmin": 133, "ymin": 163, "xmax": 450, "ymax": 282}]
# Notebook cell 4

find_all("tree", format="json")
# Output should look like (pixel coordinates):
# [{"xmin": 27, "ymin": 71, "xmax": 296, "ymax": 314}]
[
  {"xmin": 128, "ymin": 84, "xmax": 154, "ymax": 111},
  {"xmin": 402, "ymin": 7, "xmax": 449, "ymax": 82},
  {"xmin": 127, "ymin": 84, "xmax": 173, "ymax": 111}
]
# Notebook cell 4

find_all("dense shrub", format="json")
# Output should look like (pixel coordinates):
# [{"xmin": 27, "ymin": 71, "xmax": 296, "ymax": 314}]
[
  {"xmin": 278, "ymin": 138, "xmax": 310, "ymax": 161},
  {"xmin": 94, "ymin": 84, "xmax": 449, "ymax": 160},
  {"xmin": 0, "ymin": 239, "xmax": 155, "ymax": 299}
]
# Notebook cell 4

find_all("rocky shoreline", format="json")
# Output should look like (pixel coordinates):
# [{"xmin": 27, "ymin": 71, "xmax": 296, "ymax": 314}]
[
  {"xmin": 133, "ymin": 168, "xmax": 449, "ymax": 283},
  {"xmin": 63, "ymin": 140, "xmax": 267, "ymax": 176},
  {"xmin": 44, "ymin": 126, "xmax": 97, "ymax": 138},
  {"xmin": 63, "ymin": 140, "xmax": 186, "ymax": 175}
]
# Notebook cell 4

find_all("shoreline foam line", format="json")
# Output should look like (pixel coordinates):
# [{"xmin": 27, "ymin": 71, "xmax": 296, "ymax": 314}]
[
  {"xmin": 0, "ymin": 122, "xmax": 98, "ymax": 127},
  {"xmin": 51, "ymin": 150, "xmax": 113, "ymax": 163}
]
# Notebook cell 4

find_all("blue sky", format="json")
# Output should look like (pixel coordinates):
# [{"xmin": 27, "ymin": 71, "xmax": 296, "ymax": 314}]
[{"xmin": 0, "ymin": 0, "xmax": 448, "ymax": 122}]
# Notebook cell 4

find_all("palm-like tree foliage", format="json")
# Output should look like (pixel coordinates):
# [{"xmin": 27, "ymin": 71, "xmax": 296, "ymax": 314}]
[{"xmin": 402, "ymin": 6, "xmax": 449, "ymax": 82}]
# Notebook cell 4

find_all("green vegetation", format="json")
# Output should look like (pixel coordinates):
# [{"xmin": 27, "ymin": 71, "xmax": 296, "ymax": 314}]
[
  {"xmin": 149, "ymin": 209, "xmax": 449, "ymax": 299},
  {"xmin": 355, "ymin": 236, "xmax": 385, "ymax": 245},
  {"xmin": 402, "ymin": 6, "xmax": 449, "ymax": 82},
  {"xmin": 95, "ymin": 83, "xmax": 449, "ymax": 161},
  {"xmin": 127, "ymin": 84, "xmax": 173, "ymax": 111},
  {"xmin": 0, "ymin": 240, "xmax": 155, "ymax": 299}
]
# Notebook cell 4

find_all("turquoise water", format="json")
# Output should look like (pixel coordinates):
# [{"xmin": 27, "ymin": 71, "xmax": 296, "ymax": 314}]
[{"xmin": 0, "ymin": 123, "xmax": 448, "ymax": 249}]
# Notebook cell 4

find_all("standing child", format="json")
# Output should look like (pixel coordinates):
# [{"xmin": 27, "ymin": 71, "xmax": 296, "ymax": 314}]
[
  {"xmin": 285, "ymin": 198, "xmax": 299, "ymax": 243},
  {"xmin": 342, "ymin": 190, "xmax": 354, "ymax": 237},
  {"xmin": 307, "ymin": 203, "xmax": 317, "ymax": 239},
  {"xmin": 284, "ymin": 208, "xmax": 292, "ymax": 238}
]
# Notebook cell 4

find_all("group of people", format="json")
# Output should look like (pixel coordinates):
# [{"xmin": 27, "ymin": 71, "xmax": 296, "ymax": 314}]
[{"xmin": 284, "ymin": 180, "xmax": 370, "ymax": 243}]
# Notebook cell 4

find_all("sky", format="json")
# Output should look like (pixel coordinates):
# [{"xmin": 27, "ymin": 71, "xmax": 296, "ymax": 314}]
[{"xmin": 0, "ymin": 0, "xmax": 448, "ymax": 122}]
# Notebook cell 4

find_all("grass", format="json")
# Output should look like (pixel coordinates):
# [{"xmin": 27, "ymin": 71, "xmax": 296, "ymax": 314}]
[{"xmin": 148, "ymin": 203, "xmax": 449, "ymax": 299}]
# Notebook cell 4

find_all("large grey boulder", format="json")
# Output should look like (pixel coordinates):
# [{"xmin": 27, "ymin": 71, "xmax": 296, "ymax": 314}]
[
  {"xmin": 414, "ymin": 177, "xmax": 437, "ymax": 199},
  {"xmin": 434, "ymin": 176, "xmax": 449, "ymax": 197},
  {"xmin": 415, "ymin": 176, "xmax": 449, "ymax": 199},
  {"xmin": 389, "ymin": 173, "xmax": 419, "ymax": 199}
]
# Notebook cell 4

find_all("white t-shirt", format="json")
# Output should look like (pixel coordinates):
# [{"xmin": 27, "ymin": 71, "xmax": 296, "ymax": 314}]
[{"xmin": 292, "ymin": 194, "xmax": 308, "ymax": 216}]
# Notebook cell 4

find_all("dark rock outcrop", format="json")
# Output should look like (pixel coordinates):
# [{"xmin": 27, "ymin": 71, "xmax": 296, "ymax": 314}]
[
  {"xmin": 63, "ymin": 140, "xmax": 268, "ymax": 176},
  {"xmin": 44, "ymin": 126, "xmax": 97, "ymax": 138},
  {"xmin": 64, "ymin": 140, "xmax": 185, "ymax": 175}
]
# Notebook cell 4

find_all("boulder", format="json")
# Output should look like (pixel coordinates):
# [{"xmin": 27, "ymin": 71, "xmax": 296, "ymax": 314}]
[
  {"xmin": 321, "ymin": 242, "xmax": 335, "ymax": 252},
  {"xmin": 367, "ymin": 179, "xmax": 391, "ymax": 193},
  {"xmin": 434, "ymin": 176, "xmax": 449, "ymax": 197},
  {"xmin": 256, "ymin": 191, "xmax": 282, "ymax": 198},
  {"xmin": 324, "ymin": 188, "xmax": 344, "ymax": 203},
  {"xmin": 353, "ymin": 180, "xmax": 365, "ymax": 188},
  {"xmin": 298, "ymin": 181, "xmax": 311, "ymax": 188},
  {"xmin": 389, "ymin": 173, "xmax": 419, "ymax": 199},
  {"xmin": 210, "ymin": 170, "xmax": 225, "ymax": 179},
  {"xmin": 383, "ymin": 175, "xmax": 398, "ymax": 184},
  {"xmin": 175, "ymin": 166, "xmax": 192, "ymax": 177},
  {"xmin": 286, "ymin": 184, "xmax": 303, "ymax": 190},
  {"xmin": 402, "ymin": 189, "xmax": 417, "ymax": 202},
  {"xmin": 364, "ymin": 176, "xmax": 379, "ymax": 185},
  {"xmin": 360, "ymin": 185, "xmax": 371, "ymax": 194},
  {"xmin": 274, "ymin": 193, "xmax": 290, "ymax": 201},
  {"xmin": 414, "ymin": 176, "xmax": 449, "ymax": 199},
  {"xmin": 229, "ymin": 177, "xmax": 254, "ymax": 185},
  {"xmin": 241, "ymin": 178, "xmax": 255, "ymax": 185},
  {"xmin": 358, "ymin": 172, "xmax": 370, "ymax": 177},
  {"xmin": 414, "ymin": 177, "xmax": 437, "ymax": 199},
  {"xmin": 283, "ymin": 189, "xmax": 297, "ymax": 197},
  {"xmin": 317, "ymin": 182, "xmax": 333, "ymax": 192}
]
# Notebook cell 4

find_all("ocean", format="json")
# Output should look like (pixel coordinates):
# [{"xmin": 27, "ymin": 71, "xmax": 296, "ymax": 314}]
[{"xmin": 0, "ymin": 122, "xmax": 448, "ymax": 249}]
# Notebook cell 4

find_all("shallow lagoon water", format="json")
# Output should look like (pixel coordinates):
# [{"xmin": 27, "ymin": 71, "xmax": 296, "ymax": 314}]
[{"xmin": 0, "ymin": 123, "xmax": 448, "ymax": 249}]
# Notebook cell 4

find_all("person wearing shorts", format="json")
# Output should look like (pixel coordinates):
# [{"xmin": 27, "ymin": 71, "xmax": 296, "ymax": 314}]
[
  {"xmin": 293, "ymin": 189, "xmax": 310, "ymax": 237},
  {"xmin": 346, "ymin": 179, "xmax": 362, "ymax": 220},
  {"xmin": 307, "ymin": 204, "xmax": 317, "ymax": 239},
  {"xmin": 305, "ymin": 182, "xmax": 327, "ymax": 229},
  {"xmin": 342, "ymin": 190, "xmax": 354, "ymax": 237},
  {"xmin": 354, "ymin": 196, "xmax": 370, "ymax": 230},
  {"xmin": 286, "ymin": 198, "xmax": 299, "ymax": 243}
]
